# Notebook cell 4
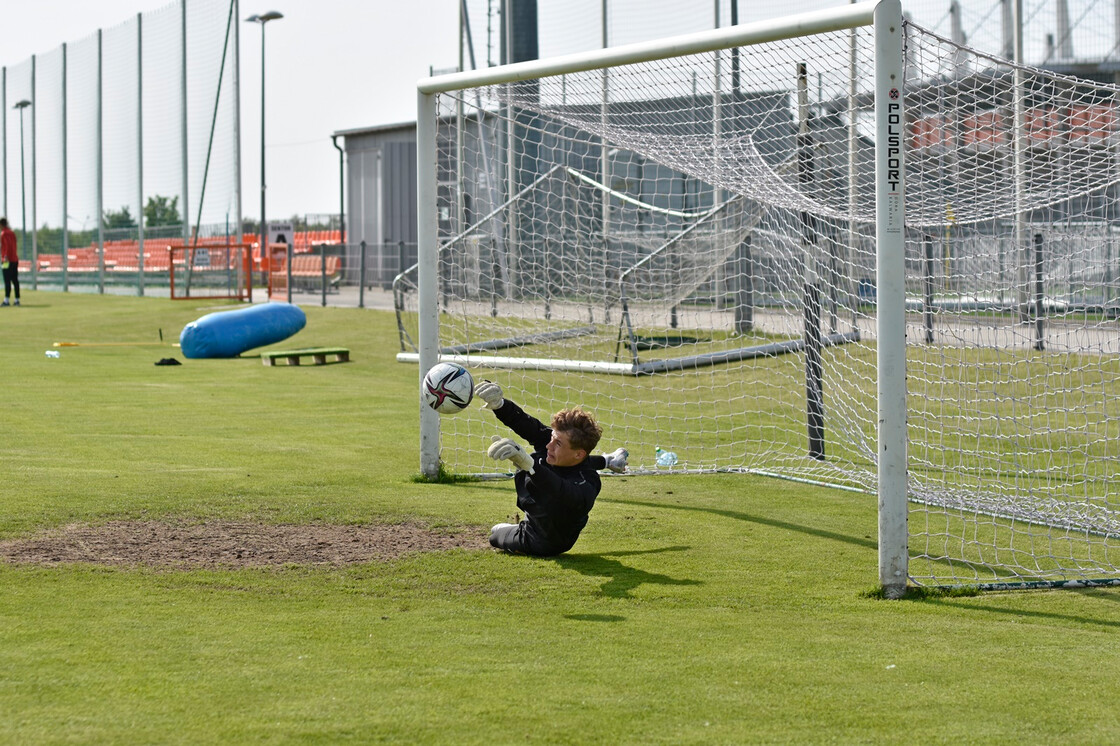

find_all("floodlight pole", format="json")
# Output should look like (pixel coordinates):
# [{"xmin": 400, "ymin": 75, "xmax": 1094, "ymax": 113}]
[
  {"xmin": 62, "ymin": 43, "xmax": 68, "ymax": 292},
  {"xmin": 30, "ymin": 55, "xmax": 37, "ymax": 289},
  {"xmin": 2, "ymin": 67, "xmax": 6, "ymax": 218},
  {"xmin": 246, "ymin": 10, "xmax": 283, "ymax": 282},
  {"xmin": 14, "ymin": 99, "xmax": 30, "ymax": 270}
]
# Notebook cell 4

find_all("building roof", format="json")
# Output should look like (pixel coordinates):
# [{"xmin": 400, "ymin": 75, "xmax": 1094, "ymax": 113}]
[{"xmin": 332, "ymin": 120, "xmax": 416, "ymax": 138}]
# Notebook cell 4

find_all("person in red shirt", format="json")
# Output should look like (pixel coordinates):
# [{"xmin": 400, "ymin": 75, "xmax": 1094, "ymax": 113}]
[{"xmin": 0, "ymin": 218, "xmax": 18, "ymax": 307}]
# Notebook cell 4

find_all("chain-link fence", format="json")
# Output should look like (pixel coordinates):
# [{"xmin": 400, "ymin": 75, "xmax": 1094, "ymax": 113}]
[
  {"xmin": 2, "ymin": 0, "xmax": 240, "ymax": 297},
  {"xmin": 266, "ymin": 241, "xmax": 415, "ymax": 309}
]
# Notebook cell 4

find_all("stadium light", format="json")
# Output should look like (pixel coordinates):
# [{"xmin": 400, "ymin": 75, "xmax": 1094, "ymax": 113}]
[
  {"xmin": 246, "ymin": 10, "xmax": 283, "ymax": 268},
  {"xmin": 13, "ymin": 99, "xmax": 31, "ymax": 258}
]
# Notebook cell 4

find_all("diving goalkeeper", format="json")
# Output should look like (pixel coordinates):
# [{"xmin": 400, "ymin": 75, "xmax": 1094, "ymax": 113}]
[{"xmin": 476, "ymin": 381, "xmax": 628, "ymax": 556}]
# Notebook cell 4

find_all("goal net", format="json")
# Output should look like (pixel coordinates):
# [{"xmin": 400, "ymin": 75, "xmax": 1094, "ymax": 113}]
[{"xmin": 406, "ymin": 1, "xmax": 1120, "ymax": 592}]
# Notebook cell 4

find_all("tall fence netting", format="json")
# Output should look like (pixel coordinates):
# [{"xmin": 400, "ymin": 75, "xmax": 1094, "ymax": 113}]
[{"xmin": 1, "ymin": 0, "xmax": 239, "ymax": 294}]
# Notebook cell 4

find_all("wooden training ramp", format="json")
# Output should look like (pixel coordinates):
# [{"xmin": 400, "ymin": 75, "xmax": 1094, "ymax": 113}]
[{"xmin": 260, "ymin": 347, "xmax": 350, "ymax": 366}]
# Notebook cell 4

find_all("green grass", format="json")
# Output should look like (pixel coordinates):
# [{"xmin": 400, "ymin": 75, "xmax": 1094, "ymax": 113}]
[{"xmin": 3, "ymin": 291, "xmax": 1120, "ymax": 744}]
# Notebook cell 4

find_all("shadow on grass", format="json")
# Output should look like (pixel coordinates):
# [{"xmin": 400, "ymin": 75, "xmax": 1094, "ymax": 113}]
[
  {"xmin": 604, "ymin": 498, "xmax": 876, "ymax": 551},
  {"xmin": 563, "ymin": 613, "xmax": 627, "ymax": 623},
  {"xmin": 409, "ymin": 477, "xmax": 509, "ymax": 496},
  {"xmin": 1080, "ymin": 588, "xmax": 1120, "ymax": 606},
  {"xmin": 923, "ymin": 594, "xmax": 1120, "ymax": 629},
  {"xmin": 551, "ymin": 545, "xmax": 701, "ymax": 599}
]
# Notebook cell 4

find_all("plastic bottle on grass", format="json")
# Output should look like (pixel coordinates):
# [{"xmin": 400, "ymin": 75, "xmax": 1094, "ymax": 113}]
[{"xmin": 655, "ymin": 447, "xmax": 678, "ymax": 467}]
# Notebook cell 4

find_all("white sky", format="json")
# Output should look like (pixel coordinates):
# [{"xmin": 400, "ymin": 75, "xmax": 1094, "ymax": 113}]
[
  {"xmin": 2, "ymin": 0, "xmax": 461, "ymax": 221},
  {"xmin": 3, "ymin": 0, "xmax": 1114, "ymax": 222}
]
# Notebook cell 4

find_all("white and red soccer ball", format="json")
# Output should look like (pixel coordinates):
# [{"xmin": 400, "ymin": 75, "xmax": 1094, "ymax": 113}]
[{"xmin": 421, "ymin": 362, "xmax": 474, "ymax": 415}]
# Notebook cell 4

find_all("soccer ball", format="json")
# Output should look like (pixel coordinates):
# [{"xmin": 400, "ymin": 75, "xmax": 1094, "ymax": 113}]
[{"xmin": 422, "ymin": 362, "xmax": 475, "ymax": 415}]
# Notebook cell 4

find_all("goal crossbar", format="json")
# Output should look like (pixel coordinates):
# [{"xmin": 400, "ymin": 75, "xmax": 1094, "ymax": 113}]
[{"xmin": 416, "ymin": 2, "xmax": 879, "ymax": 95}]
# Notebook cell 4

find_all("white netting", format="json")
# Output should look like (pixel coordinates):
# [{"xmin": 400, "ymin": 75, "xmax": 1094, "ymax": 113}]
[
  {"xmin": 2, "ymin": 0, "xmax": 240, "ymax": 292},
  {"xmin": 402, "ymin": 19, "xmax": 1120, "ymax": 588}
]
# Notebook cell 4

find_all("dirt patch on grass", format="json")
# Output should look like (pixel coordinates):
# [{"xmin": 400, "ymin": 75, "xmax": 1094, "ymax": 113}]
[{"xmin": 0, "ymin": 520, "xmax": 489, "ymax": 569}]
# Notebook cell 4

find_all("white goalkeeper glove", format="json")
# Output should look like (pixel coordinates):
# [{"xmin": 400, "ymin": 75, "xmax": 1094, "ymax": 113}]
[
  {"xmin": 603, "ymin": 447, "xmax": 629, "ymax": 473},
  {"xmin": 488, "ymin": 435, "xmax": 535, "ymax": 474},
  {"xmin": 475, "ymin": 381, "xmax": 505, "ymax": 410}
]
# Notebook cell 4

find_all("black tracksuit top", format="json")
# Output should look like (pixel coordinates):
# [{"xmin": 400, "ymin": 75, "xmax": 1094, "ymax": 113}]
[{"xmin": 493, "ymin": 399, "xmax": 604, "ymax": 555}]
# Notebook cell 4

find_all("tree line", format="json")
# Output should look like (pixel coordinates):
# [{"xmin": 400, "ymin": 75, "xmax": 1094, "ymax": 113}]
[
  {"xmin": 26, "ymin": 195, "xmax": 181, "ymax": 253},
  {"xmin": 25, "ymin": 196, "xmax": 340, "ymax": 252}
]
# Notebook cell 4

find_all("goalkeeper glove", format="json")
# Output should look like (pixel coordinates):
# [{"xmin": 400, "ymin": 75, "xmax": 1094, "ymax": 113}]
[
  {"xmin": 475, "ymin": 381, "xmax": 505, "ymax": 410},
  {"xmin": 488, "ymin": 435, "xmax": 535, "ymax": 474},
  {"xmin": 603, "ymin": 447, "xmax": 629, "ymax": 473}
]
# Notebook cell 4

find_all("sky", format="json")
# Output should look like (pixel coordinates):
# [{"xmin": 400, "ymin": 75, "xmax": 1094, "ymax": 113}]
[
  {"xmin": 2, "ymin": 0, "xmax": 461, "ymax": 221},
  {"xmin": 3, "ymin": 0, "xmax": 1114, "ymax": 223}
]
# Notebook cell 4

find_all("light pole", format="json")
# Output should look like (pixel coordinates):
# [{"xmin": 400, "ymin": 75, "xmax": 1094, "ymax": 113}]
[
  {"xmin": 13, "ymin": 99, "xmax": 31, "ymax": 261},
  {"xmin": 246, "ymin": 11, "xmax": 283, "ymax": 276}
]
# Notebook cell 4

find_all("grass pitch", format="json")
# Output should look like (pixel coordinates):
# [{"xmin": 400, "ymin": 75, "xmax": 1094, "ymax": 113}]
[{"xmin": 2, "ymin": 292, "xmax": 1120, "ymax": 744}]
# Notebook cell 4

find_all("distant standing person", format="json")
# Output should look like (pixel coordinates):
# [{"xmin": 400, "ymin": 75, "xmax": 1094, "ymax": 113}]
[{"xmin": 0, "ymin": 218, "xmax": 18, "ymax": 307}]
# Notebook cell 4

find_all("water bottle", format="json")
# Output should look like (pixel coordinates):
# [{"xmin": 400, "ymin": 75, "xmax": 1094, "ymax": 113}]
[
  {"xmin": 655, "ymin": 447, "xmax": 678, "ymax": 467},
  {"xmin": 45, "ymin": 350, "xmax": 60, "ymax": 359}
]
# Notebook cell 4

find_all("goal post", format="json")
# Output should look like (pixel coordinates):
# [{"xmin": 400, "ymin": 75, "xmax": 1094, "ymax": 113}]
[
  {"xmin": 417, "ymin": 88, "xmax": 441, "ymax": 479},
  {"xmin": 872, "ymin": 0, "xmax": 907, "ymax": 596}
]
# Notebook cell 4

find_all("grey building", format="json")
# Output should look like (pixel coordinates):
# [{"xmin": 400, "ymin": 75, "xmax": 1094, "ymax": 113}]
[
  {"xmin": 333, "ymin": 121, "xmax": 418, "ymax": 249},
  {"xmin": 332, "ymin": 93, "xmax": 805, "ymax": 291}
]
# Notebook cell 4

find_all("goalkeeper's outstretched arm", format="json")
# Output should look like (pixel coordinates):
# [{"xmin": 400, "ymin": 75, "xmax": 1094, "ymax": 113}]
[
  {"xmin": 477, "ymin": 382, "xmax": 627, "ymax": 472},
  {"xmin": 475, "ymin": 381, "xmax": 552, "ymax": 450},
  {"xmin": 585, "ymin": 448, "xmax": 629, "ymax": 473},
  {"xmin": 601, "ymin": 447, "xmax": 628, "ymax": 473}
]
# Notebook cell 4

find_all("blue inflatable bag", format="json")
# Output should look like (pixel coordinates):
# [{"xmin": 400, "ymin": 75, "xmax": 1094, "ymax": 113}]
[{"xmin": 180, "ymin": 302, "xmax": 306, "ymax": 359}]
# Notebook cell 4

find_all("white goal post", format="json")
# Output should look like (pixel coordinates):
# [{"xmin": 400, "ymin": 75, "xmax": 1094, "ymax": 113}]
[{"xmin": 414, "ymin": 0, "xmax": 909, "ymax": 594}]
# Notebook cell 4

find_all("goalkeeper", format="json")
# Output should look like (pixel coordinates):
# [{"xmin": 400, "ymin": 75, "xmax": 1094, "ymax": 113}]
[{"xmin": 476, "ymin": 381, "xmax": 628, "ymax": 556}]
